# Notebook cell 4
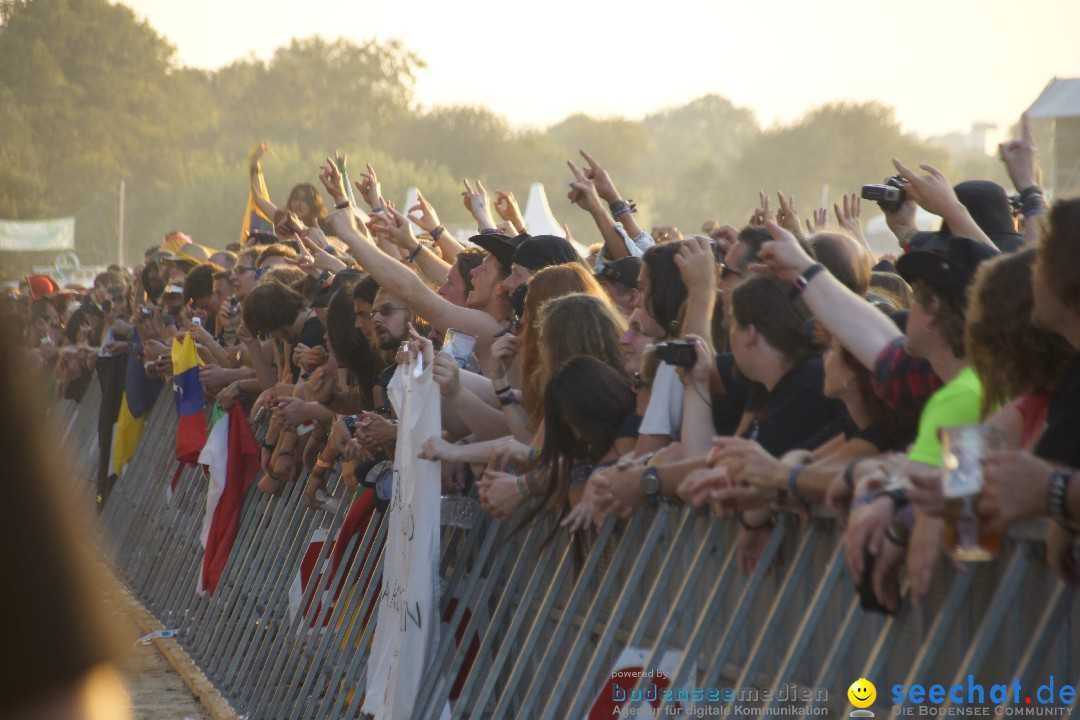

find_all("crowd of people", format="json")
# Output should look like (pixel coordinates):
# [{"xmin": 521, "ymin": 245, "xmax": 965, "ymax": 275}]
[{"xmin": 7, "ymin": 115, "xmax": 1080, "ymax": 614}]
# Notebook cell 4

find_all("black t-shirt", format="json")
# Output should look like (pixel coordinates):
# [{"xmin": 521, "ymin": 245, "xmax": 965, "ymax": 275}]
[
  {"xmin": 843, "ymin": 421, "xmax": 909, "ymax": 454},
  {"xmin": 287, "ymin": 315, "xmax": 327, "ymax": 380},
  {"xmin": 1035, "ymin": 351, "xmax": 1080, "ymax": 468},
  {"xmin": 713, "ymin": 353, "xmax": 760, "ymax": 436},
  {"xmin": 740, "ymin": 355, "xmax": 852, "ymax": 457},
  {"xmin": 616, "ymin": 412, "xmax": 642, "ymax": 440}
]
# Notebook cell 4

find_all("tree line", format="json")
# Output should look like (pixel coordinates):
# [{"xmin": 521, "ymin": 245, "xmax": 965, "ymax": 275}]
[{"xmin": 0, "ymin": 0, "xmax": 1004, "ymax": 277}]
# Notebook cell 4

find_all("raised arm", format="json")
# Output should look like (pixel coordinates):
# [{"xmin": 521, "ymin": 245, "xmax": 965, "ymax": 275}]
[
  {"xmin": 408, "ymin": 190, "xmax": 466, "ymax": 258},
  {"xmin": 370, "ymin": 206, "xmax": 451, "ymax": 287},
  {"xmin": 462, "ymin": 179, "xmax": 498, "ymax": 233},
  {"xmin": 754, "ymin": 220, "xmax": 902, "ymax": 370},
  {"xmin": 323, "ymin": 207, "xmax": 503, "ymax": 350},
  {"xmin": 567, "ymin": 160, "xmax": 627, "ymax": 260},
  {"xmin": 580, "ymin": 150, "xmax": 647, "ymax": 242},
  {"xmin": 249, "ymin": 142, "xmax": 279, "ymax": 221},
  {"xmin": 494, "ymin": 190, "xmax": 527, "ymax": 235},
  {"xmin": 998, "ymin": 113, "xmax": 1045, "ymax": 245},
  {"xmin": 892, "ymin": 158, "xmax": 995, "ymax": 250}
]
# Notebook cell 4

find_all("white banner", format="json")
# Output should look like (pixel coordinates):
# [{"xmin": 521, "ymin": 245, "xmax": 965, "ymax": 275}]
[
  {"xmin": 0, "ymin": 217, "xmax": 75, "ymax": 251},
  {"xmin": 363, "ymin": 354, "xmax": 442, "ymax": 719}
]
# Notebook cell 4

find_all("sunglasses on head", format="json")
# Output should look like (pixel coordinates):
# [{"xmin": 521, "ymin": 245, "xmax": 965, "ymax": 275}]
[
  {"xmin": 631, "ymin": 372, "xmax": 645, "ymax": 390},
  {"xmin": 369, "ymin": 303, "xmax": 407, "ymax": 319}
]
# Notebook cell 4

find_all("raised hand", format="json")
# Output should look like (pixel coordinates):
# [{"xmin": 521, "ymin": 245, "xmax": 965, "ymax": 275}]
[
  {"xmin": 356, "ymin": 163, "xmax": 382, "ymax": 210},
  {"xmin": 406, "ymin": 190, "xmax": 441, "ymax": 234},
  {"xmin": 579, "ymin": 150, "xmax": 621, "ymax": 203},
  {"xmin": 833, "ymin": 193, "xmax": 868, "ymax": 247},
  {"xmin": 250, "ymin": 141, "xmax": 269, "ymax": 167},
  {"xmin": 750, "ymin": 220, "xmax": 817, "ymax": 283},
  {"xmin": 370, "ymin": 206, "xmax": 419, "ymax": 250},
  {"xmin": 461, "ymin": 178, "xmax": 496, "ymax": 229},
  {"xmin": 775, "ymin": 193, "xmax": 806, "ymax": 240},
  {"xmin": 318, "ymin": 156, "xmax": 348, "ymax": 205},
  {"xmin": 566, "ymin": 160, "xmax": 604, "ymax": 215},
  {"xmin": 749, "ymin": 191, "xmax": 774, "ymax": 227},
  {"xmin": 805, "ymin": 207, "xmax": 828, "ymax": 236},
  {"xmin": 891, "ymin": 158, "xmax": 962, "ymax": 218},
  {"xmin": 998, "ymin": 113, "xmax": 1040, "ymax": 192},
  {"xmin": 494, "ymin": 190, "xmax": 526, "ymax": 234}
]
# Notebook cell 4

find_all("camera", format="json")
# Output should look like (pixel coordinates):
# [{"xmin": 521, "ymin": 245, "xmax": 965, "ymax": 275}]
[
  {"xmin": 860, "ymin": 176, "xmax": 907, "ymax": 213},
  {"xmin": 139, "ymin": 305, "xmax": 155, "ymax": 319},
  {"xmin": 654, "ymin": 340, "xmax": 698, "ymax": 368}
]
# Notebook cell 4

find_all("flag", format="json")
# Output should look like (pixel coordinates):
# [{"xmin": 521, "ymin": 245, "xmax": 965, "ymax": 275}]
[
  {"xmin": 197, "ymin": 403, "xmax": 258, "ymax": 595},
  {"xmin": 240, "ymin": 147, "xmax": 273, "ymax": 245},
  {"xmin": 111, "ymin": 330, "xmax": 163, "ymax": 476},
  {"xmin": 288, "ymin": 490, "xmax": 380, "ymax": 630},
  {"xmin": 172, "ymin": 332, "xmax": 206, "ymax": 464},
  {"xmin": 363, "ymin": 353, "xmax": 442, "ymax": 719}
]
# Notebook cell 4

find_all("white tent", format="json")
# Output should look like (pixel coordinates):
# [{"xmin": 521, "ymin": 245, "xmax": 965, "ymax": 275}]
[{"xmin": 521, "ymin": 183, "xmax": 591, "ymax": 256}]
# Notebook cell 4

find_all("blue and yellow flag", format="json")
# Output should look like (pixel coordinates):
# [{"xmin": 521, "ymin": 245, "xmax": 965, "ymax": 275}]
[{"xmin": 111, "ymin": 330, "xmax": 164, "ymax": 475}]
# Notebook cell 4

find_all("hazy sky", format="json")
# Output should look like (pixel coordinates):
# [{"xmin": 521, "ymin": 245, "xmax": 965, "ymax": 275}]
[{"xmin": 124, "ymin": 0, "xmax": 1080, "ymax": 138}]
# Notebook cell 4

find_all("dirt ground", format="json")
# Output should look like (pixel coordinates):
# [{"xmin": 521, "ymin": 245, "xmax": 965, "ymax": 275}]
[{"xmin": 102, "ymin": 592, "xmax": 214, "ymax": 720}]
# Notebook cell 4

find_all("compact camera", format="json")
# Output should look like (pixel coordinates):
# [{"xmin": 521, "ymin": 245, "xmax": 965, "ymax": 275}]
[
  {"xmin": 654, "ymin": 340, "xmax": 698, "ymax": 368},
  {"xmin": 860, "ymin": 176, "xmax": 907, "ymax": 214}
]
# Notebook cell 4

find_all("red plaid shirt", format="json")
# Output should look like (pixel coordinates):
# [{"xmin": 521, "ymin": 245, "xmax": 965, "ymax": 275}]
[{"xmin": 872, "ymin": 338, "xmax": 943, "ymax": 422}]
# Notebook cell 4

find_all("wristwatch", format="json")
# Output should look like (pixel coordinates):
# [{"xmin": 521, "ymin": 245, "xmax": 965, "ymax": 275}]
[{"xmin": 641, "ymin": 466, "xmax": 661, "ymax": 498}]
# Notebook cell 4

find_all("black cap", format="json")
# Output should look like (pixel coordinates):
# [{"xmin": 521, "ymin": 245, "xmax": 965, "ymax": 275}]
[
  {"xmin": 895, "ymin": 236, "xmax": 999, "ymax": 308},
  {"xmin": 512, "ymin": 234, "xmax": 580, "ymax": 272},
  {"xmin": 594, "ymin": 256, "xmax": 642, "ymax": 289},
  {"xmin": 909, "ymin": 181, "xmax": 1025, "ymax": 253},
  {"xmin": 470, "ymin": 232, "xmax": 528, "ymax": 271}
]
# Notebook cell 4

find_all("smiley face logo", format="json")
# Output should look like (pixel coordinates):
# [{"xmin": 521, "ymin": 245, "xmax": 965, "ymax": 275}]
[{"xmin": 848, "ymin": 678, "xmax": 877, "ymax": 708}]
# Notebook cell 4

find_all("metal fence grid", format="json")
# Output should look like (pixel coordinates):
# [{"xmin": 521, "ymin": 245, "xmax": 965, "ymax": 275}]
[{"xmin": 55, "ymin": 387, "xmax": 1079, "ymax": 718}]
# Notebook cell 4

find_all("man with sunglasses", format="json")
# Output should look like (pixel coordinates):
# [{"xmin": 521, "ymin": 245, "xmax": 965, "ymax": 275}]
[{"xmin": 369, "ymin": 290, "xmax": 412, "ymax": 351}]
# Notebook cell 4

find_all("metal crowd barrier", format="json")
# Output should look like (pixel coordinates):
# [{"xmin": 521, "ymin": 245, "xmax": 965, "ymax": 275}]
[{"xmin": 58, "ymin": 387, "xmax": 1080, "ymax": 718}]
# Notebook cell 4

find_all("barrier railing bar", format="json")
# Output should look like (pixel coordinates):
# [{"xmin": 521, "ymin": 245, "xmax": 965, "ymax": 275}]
[
  {"xmin": 729, "ymin": 519, "xmax": 825, "ymax": 711},
  {"xmin": 761, "ymin": 540, "xmax": 848, "ymax": 710},
  {"xmin": 491, "ymin": 521, "xmax": 617, "ymax": 718},
  {"xmin": 553, "ymin": 511, "xmax": 668, "ymax": 717},
  {"xmin": 655, "ymin": 515, "xmax": 789, "ymax": 716},
  {"xmin": 412, "ymin": 517, "xmax": 509, "ymax": 720},
  {"xmin": 453, "ymin": 516, "xmax": 562, "ymax": 717},
  {"xmin": 943, "ymin": 547, "xmax": 1031, "ymax": 708}
]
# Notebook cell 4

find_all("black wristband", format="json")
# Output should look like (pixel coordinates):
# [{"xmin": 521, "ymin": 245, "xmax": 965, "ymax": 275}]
[
  {"xmin": 870, "ymin": 486, "xmax": 909, "ymax": 511},
  {"xmin": 335, "ymin": 200, "xmax": 351, "ymax": 210},
  {"xmin": 790, "ymin": 263, "xmax": 826, "ymax": 299}
]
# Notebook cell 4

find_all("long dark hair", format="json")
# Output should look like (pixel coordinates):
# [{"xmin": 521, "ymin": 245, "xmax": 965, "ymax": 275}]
[
  {"xmin": 641, "ymin": 242, "xmax": 688, "ymax": 339},
  {"xmin": 326, "ymin": 283, "xmax": 379, "ymax": 408},
  {"xmin": 537, "ymin": 355, "xmax": 635, "ymax": 510}
]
